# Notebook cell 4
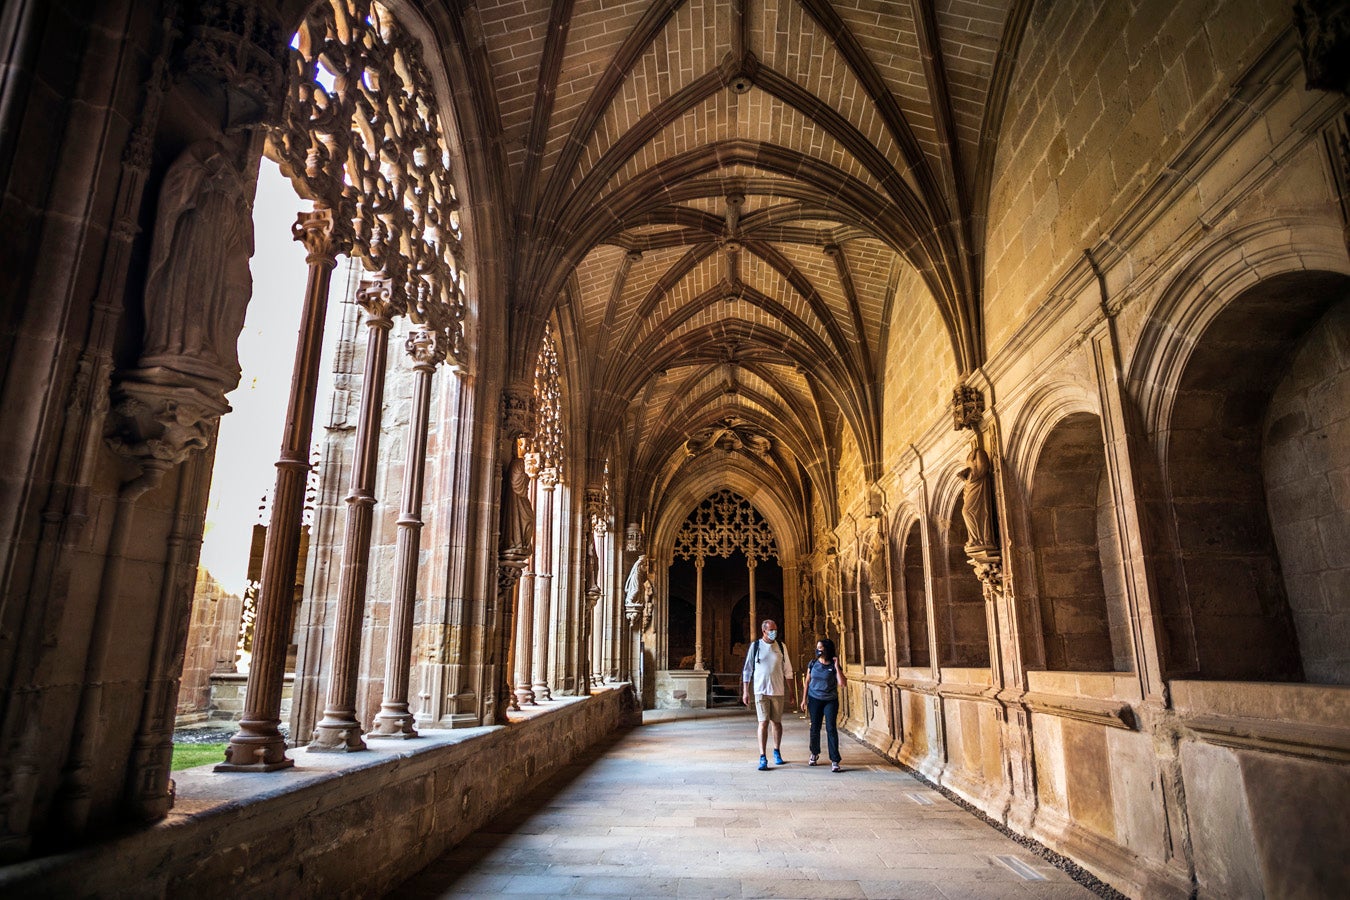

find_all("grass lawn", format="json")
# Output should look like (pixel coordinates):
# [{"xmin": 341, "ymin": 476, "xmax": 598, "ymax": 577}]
[{"xmin": 171, "ymin": 743, "xmax": 227, "ymax": 771}]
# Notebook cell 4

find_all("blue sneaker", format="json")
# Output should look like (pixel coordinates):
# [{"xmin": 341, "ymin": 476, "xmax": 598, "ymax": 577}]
[
  {"xmin": 757, "ymin": 755, "xmax": 768, "ymax": 771},
  {"xmin": 773, "ymin": 749, "xmax": 785, "ymax": 766}
]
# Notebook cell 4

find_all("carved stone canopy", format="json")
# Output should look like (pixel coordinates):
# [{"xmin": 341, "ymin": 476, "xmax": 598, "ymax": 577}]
[
  {"xmin": 1295, "ymin": 0, "xmax": 1350, "ymax": 94},
  {"xmin": 180, "ymin": 0, "xmax": 288, "ymax": 127},
  {"xmin": 625, "ymin": 522, "xmax": 644, "ymax": 553},
  {"xmin": 683, "ymin": 417, "xmax": 772, "ymax": 458},
  {"xmin": 499, "ymin": 386, "xmax": 536, "ymax": 446},
  {"xmin": 952, "ymin": 384, "xmax": 985, "ymax": 431}
]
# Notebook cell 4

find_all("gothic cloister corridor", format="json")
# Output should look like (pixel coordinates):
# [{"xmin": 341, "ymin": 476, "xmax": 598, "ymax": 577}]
[
  {"xmin": 395, "ymin": 711, "xmax": 1099, "ymax": 900},
  {"xmin": 2, "ymin": 0, "xmax": 1350, "ymax": 897}
]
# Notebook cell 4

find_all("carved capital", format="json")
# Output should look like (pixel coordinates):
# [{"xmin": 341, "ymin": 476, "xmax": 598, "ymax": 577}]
[
  {"xmin": 538, "ymin": 467, "xmax": 560, "ymax": 489},
  {"xmin": 870, "ymin": 591, "xmax": 892, "ymax": 621},
  {"xmin": 293, "ymin": 208, "xmax": 341, "ymax": 267},
  {"xmin": 405, "ymin": 324, "xmax": 448, "ymax": 369},
  {"xmin": 952, "ymin": 384, "xmax": 985, "ymax": 431},
  {"xmin": 356, "ymin": 275, "xmax": 403, "ymax": 324}
]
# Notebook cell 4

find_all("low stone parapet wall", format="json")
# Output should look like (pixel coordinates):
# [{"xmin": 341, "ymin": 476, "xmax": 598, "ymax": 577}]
[{"xmin": 0, "ymin": 685, "xmax": 637, "ymax": 898}]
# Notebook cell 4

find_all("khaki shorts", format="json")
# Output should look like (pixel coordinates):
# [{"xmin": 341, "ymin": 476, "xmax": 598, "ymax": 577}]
[{"xmin": 754, "ymin": 694, "xmax": 785, "ymax": 723}]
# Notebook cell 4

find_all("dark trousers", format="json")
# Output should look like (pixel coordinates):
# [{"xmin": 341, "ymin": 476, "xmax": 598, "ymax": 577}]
[{"xmin": 807, "ymin": 695, "xmax": 840, "ymax": 763}]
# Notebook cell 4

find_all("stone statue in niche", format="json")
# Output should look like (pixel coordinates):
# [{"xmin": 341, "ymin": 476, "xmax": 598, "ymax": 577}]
[
  {"xmin": 623, "ymin": 554, "xmax": 649, "ymax": 608},
  {"xmin": 499, "ymin": 450, "xmax": 535, "ymax": 564},
  {"xmin": 866, "ymin": 521, "xmax": 888, "ymax": 597},
  {"xmin": 958, "ymin": 434, "xmax": 996, "ymax": 551},
  {"xmin": 140, "ymin": 140, "xmax": 254, "ymax": 395},
  {"xmin": 799, "ymin": 568, "xmax": 815, "ymax": 624},
  {"xmin": 107, "ymin": 140, "xmax": 253, "ymax": 472},
  {"xmin": 585, "ymin": 534, "xmax": 600, "ymax": 595}
]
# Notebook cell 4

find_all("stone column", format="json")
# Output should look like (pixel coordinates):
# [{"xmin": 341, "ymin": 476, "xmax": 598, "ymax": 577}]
[
  {"xmin": 532, "ymin": 467, "xmax": 558, "ymax": 699},
  {"xmin": 495, "ymin": 388, "xmax": 536, "ymax": 723},
  {"xmin": 748, "ymin": 557, "xmax": 758, "ymax": 637},
  {"xmin": 513, "ymin": 454, "xmax": 541, "ymax": 707},
  {"xmin": 369, "ymin": 324, "xmax": 445, "ymax": 739},
  {"xmin": 220, "ymin": 206, "xmax": 339, "ymax": 772},
  {"xmin": 694, "ymin": 555, "xmax": 706, "ymax": 671},
  {"xmin": 309, "ymin": 275, "xmax": 399, "ymax": 753}
]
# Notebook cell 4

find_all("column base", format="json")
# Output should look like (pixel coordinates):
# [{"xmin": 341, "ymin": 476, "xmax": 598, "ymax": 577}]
[
  {"xmin": 532, "ymin": 683, "xmax": 552, "ymax": 701},
  {"xmin": 367, "ymin": 728, "xmax": 419, "ymax": 740},
  {"xmin": 368, "ymin": 705, "xmax": 419, "ymax": 739},
  {"xmin": 308, "ymin": 717, "xmax": 368, "ymax": 752},
  {"xmin": 215, "ymin": 756, "xmax": 296, "ymax": 772},
  {"xmin": 514, "ymin": 686, "xmax": 537, "ymax": 706},
  {"xmin": 217, "ymin": 719, "xmax": 294, "ymax": 772}
]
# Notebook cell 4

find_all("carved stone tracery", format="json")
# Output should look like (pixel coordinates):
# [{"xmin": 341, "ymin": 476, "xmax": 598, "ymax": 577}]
[
  {"xmin": 672, "ymin": 489, "xmax": 779, "ymax": 563},
  {"xmin": 529, "ymin": 322, "xmax": 564, "ymax": 474},
  {"xmin": 270, "ymin": 0, "xmax": 466, "ymax": 363}
]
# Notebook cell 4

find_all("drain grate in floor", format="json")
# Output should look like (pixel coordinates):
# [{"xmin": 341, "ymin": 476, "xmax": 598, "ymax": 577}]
[{"xmin": 995, "ymin": 855, "xmax": 1048, "ymax": 881}]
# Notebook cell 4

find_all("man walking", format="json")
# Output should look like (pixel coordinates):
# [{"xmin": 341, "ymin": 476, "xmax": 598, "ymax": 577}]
[{"xmin": 741, "ymin": 618, "xmax": 794, "ymax": 770}]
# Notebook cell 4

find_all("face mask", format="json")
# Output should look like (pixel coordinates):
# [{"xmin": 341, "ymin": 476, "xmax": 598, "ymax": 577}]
[
  {"xmin": 766, "ymin": 629, "xmax": 777, "ymax": 641},
  {"xmin": 816, "ymin": 648, "xmax": 824, "ymax": 657}
]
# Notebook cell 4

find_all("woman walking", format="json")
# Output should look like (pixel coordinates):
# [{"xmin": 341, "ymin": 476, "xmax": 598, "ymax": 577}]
[{"xmin": 799, "ymin": 637, "xmax": 846, "ymax": 772}]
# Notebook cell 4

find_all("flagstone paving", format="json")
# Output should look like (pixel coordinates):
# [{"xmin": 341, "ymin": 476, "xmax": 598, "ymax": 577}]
[{"xmin": 393, "ymin": 710, "xmax": 1099, "ymax": 899}]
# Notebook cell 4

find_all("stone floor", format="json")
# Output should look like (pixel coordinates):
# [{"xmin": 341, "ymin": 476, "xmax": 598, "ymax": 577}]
[{"xmin": 393, "ymin": 711, "xmax": 1100, "ymax": 899}]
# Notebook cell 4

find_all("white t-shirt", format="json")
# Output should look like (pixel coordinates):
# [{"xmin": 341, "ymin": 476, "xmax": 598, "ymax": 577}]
[{"xmin": 742, "ymin": 638, "xmax": 793, "ymax": 696}]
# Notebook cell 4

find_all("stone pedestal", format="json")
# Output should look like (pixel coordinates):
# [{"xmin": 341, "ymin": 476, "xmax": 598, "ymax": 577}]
[{"xmin": 654, "ymin": 669, "xmax": 711, "ymax": 709}]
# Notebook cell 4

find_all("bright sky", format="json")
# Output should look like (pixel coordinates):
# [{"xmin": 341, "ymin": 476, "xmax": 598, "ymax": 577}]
[{"xmin": 197, "ymin": 158, "xmax": 349, "ymax": 596}]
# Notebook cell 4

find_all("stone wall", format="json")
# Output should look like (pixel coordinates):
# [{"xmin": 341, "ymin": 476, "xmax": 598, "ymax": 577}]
[
  {"xmin": 983, "ymin": 0, "xmax": 1287, "ymax": 351},
  {"xmin": 177, "ymin": 567, "xmax": 243, "ymax": 721},
  {"xmin": 828, "ymin": 12, "xmax": 1350, "ymax": 898},
  {"xmin": 0, "ymin": 687, "xmax": 636, "ymax": 899},
  {"xmin": 1262, "ymin": 298, "xmax": 1350, "ymax": 683}
]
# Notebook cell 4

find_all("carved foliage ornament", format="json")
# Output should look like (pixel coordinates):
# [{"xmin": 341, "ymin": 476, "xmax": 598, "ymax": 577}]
[
  {"xmin": 672, "ymin": 489, "xmax": 779, "ymax": 563},
  {"xmin": 271, "ymin": 0, "xmax": 466, "ymax": 362}
]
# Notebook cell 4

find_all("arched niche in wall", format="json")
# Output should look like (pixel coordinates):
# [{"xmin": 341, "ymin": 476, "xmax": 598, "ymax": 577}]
[
  {"xmin": 939, "ymin": 494, "xmax": 990, "ymax": 668},
  {"xmin": 856, "ymin": 538, "xmax": 885, "ymax": 668},
  {"xmin": 840, "ymin": 548, "xmax": 859, "ymax": 665},
  {"xmin": 1027, "ymin": 412, "xmax": 1132, "ymax": 672},
  {"xmin": 889, "ymin": 516, "xmax": 930, "ymax": 668},
  {"xmin": 1162, "ymin": 270, "xmax": 1350, "ymax": 682}
]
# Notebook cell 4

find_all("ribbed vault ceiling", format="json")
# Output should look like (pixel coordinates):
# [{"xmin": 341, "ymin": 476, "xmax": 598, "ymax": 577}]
[{"xmin": 471, "ymin": 0, "xmax": 1030, "ymax": 521}]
